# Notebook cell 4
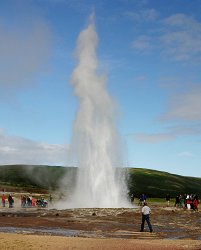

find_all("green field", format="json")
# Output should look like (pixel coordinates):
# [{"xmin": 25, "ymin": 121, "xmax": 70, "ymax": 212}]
[{"xmin": 0, "ymin": 165, "xmax": 200, "ymax": 199}]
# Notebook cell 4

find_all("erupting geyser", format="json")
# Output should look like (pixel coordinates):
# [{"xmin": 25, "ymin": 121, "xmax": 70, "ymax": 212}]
[{"xmin": 62, "ymin": 15, "xmax": 130, "ymax": 208}]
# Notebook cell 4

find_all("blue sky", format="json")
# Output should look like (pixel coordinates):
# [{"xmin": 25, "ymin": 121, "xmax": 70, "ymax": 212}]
[{"xmin": 0, "ymin": 0, "xmax": 201, "ymax": 177}]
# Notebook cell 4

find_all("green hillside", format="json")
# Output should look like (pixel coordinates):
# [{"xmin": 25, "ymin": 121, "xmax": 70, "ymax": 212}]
[
  {"xmin": 0, "ymin": 165, "xmax": 77, "ymax": 193},
  {"xmin": 128, "ymin": 168, "xmax": 201, "ymax": 198},
  {"xmin": 0, "ymin": 165, "xmax": 200, "ymax": 198}
]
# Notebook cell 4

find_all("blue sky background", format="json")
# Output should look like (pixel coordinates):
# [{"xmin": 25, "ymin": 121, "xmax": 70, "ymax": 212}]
[{"xmin": 0, "ymin": 0, "xmax": 201, "ymax": 177}]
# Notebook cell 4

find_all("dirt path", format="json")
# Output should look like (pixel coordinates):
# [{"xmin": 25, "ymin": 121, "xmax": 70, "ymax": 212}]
[{"xmin": 0, "ymin": 233, "xmax": 201, "ymax": 250}]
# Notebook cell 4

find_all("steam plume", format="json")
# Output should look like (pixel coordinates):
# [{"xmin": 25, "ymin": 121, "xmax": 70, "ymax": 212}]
[{"xmin": 60, "ymin": 16, "xmax": 130, "ymax": 208}]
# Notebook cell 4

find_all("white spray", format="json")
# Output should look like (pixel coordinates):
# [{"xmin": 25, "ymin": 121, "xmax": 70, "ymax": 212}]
[{"xmin": 61, "ymin": 15, "xmax": 130, "ymax": 208}]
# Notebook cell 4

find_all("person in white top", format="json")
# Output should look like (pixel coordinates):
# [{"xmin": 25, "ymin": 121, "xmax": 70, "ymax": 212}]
[{"xmin": 140, "ymin": 202, "xmax": 153, "ymax": 232}]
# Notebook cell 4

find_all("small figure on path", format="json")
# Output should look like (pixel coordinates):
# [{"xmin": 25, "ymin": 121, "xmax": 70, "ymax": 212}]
[
  {"xmin": 139, "ymin": 193, "xmax": 146, "ymax": 206},
  {"xmin": 166, "ymin": 194, "xmax": 170, "ymax": 207},
  {"xmin": 8, "ymin": 194, "xmax": 14, "ymax": 208},
  {"xmin": 130, "ymin": 193, "xmax": 134, "ymax": 203},
  {"xmin": 49, "ymin": 194, "xmax": 53, "ymax": 204},
  {"xmin": 140, "ymin": 202, "xmax": 153, "ymax": 233},
  {"xmin": 2, "ymin": 193, "xmax": 6, "ymax": 207}
]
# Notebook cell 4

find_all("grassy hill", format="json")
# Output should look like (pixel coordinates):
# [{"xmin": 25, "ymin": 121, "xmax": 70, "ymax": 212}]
[
  {"xmin": 0, "ymin": 165, "xmax": 201, "ymax": 198},
  {"xmin": 128, "ymin": 168, "xmax": 201, "ymax": 198},
  {"xmin": 0, "ymin": 165, "xmax": 77, "ymax": 194}
]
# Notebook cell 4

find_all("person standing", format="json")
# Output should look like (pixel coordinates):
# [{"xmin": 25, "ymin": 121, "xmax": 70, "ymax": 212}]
[
  {"xmin": 166, "ymin": 194, "xmax": 170, "ymax": 207},
  {"xmin": 140, "ymin": 202, "xmax": 153, "ymax": 233},
  {"xmin": 130, "ymin": 193, "xmax": 134, "ymax": 203},
  {"xmin": 49, "ymin": 194, "xmax": 53, "ymax": 204},
  {"xmin": 2, "ymin": 194, "xmax": 6, "ymax": 207},
  {"xmin": 8, "ymin": 194, "xmax": 14, "ymax": 208}
]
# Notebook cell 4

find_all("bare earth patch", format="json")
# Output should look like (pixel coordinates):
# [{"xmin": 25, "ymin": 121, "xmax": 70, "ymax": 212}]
[
  {"xmin": 0, "ymin": 233, "xmax": 200, "ymax": 250},
  {"xmin": 0, "ymin": 199, "xmax": 201, "ymax": 249}
]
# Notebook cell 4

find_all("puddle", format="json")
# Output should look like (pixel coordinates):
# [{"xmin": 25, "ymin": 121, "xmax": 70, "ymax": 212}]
[
  {"xmin": 0, "ymin": 227, "xmax": 81, "ymax": 237},
  {"xmin": 0, "ymin": 226, "xmax": 200, "ymax": 240}
]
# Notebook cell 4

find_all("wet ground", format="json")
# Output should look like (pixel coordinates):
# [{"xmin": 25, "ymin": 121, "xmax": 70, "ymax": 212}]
[{"xmin": 0, "ymin": 204, "xmax": 201, "ymax": 241}]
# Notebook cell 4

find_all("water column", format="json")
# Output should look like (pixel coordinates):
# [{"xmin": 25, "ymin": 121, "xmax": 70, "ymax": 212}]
[{"xmin": 66, "ymin": 15, "xmax": 129, "ymax": 208}]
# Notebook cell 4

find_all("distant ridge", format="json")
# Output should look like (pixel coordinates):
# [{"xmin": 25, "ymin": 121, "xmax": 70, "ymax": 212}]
[{"xmin": 0, "ymin": 165, "xmax": 201, "ymax": 197}]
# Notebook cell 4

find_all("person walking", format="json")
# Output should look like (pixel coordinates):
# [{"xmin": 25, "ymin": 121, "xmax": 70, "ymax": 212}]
[{"xmin": 140, "ymin": 202, "xmax": 153, "ymax": 233}]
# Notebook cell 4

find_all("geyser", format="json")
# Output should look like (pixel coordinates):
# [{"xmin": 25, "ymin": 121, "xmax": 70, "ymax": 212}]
[{"xmin": 63, "ymin": 15, "xmax": 130, "ymax": 208}]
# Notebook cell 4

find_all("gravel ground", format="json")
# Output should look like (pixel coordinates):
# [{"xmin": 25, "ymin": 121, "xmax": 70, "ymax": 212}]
[{"xmin": 0, "ymin": 196, "xmax": 201, "ymax": 249}]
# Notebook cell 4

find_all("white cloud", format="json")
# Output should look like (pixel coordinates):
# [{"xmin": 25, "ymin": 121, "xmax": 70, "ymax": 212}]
[
  {"xmin": 130, "ymin": 123, "xmax": 201, "ymax": 144},
  {"xmin": 0, "ymin": 6, "xmax": 52, "ymax": 96},
  {"xmin": 169, "ymin": 124, "xmax": 201, "ymax": 136},
  {"xmin": 132, "ymin": 13, "xmax": 201, "ymax": 63},
  {"xmin": 163, "ymin": 13, "xmax": 198, "ymax": 28},
  {"xmin": 126, "ymin": 8, "xmax": 159, "ymax": 22},
  {"xmin": 0, "ymin": 129, "xmax": 68, "ymax": 165},
  {"xmin": 132, "ymin": 132, "xmax": 175, "ymax": 143},
  {"xmin": 132, "ymin": 35, "xmax": 153, "ymax": 52},
  {"xmin": 160, "ymin": 84, "xmax": 201, "ymax": 122},
  {"xmin": 177, "ymin": 151, "xmax": 194, "ymax": 157},
  {"xmin": 135, "ymin": 75, "xmax": 147, "ymax": 82},
  {"xmin": 163, "ymin": 14, "xmax": 201, "ymax": 62}
]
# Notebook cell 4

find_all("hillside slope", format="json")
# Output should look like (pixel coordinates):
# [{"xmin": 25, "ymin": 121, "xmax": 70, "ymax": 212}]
[
  {"xmin": 0, "ymin": 165, "xmax": 200, "ymax": 197},
  {"xmin": 128, "ymin": 168, "xmax": 201, "ymax": 198}
]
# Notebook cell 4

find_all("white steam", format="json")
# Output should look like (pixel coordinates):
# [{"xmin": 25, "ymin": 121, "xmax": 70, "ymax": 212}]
[{"xmin": 58, "ymin": 16, "xmax": 130, "ymax": 208}]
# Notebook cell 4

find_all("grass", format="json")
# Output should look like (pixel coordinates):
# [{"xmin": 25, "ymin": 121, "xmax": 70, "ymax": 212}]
[{"xmin": 128, "ymin": 168, "xmax": 201, "ymax": 198}]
